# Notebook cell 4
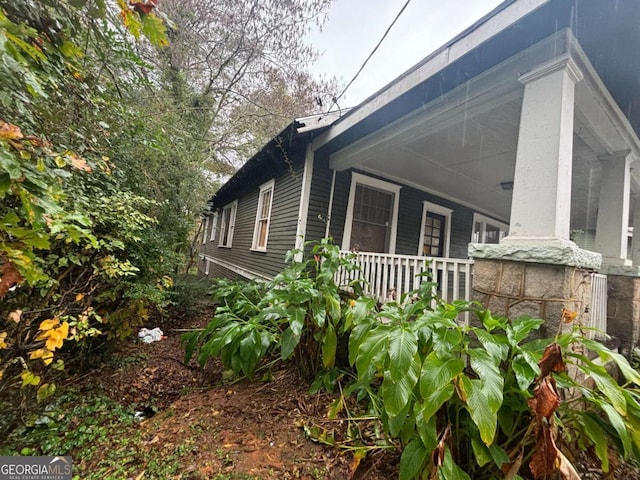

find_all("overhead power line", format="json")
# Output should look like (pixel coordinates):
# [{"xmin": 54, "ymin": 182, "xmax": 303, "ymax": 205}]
[{"xmin": 330, "ymin": 0, "xmax": 412, "ymax": 110}]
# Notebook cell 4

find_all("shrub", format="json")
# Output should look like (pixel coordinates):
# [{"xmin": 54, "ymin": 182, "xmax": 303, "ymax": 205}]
[
  {"xmin": 183, "ymin": 239, "xmax": 362, "ymax": 379},
  {"xmin": 347, "ymin": 288, "xmax": 640, "ymax": 479}
]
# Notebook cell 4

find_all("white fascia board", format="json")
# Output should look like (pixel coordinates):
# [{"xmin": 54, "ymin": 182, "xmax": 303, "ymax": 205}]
[
  {"xmin": 296, "ymin": 110, "xmax": 350, "ymax": 134},
  {"xmin": 312, "ymin": 0, "xmax": 551, "ymax": 151}
]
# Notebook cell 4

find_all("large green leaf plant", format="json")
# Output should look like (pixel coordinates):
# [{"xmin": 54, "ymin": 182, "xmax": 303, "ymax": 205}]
[{"xmin": 348, "ymin": 285, "xmax": 640, "ymax": 479}]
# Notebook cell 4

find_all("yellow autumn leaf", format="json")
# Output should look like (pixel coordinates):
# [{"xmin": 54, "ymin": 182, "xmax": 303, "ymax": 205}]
[
  {"xmin": 0, "ymin": 369, "xmax": 3, "ymax": 380},
  {"xmin": 0, "ymin": 332, "xmax": 8, "ymax": 349},
  {"xmin": 39, "ymin": 318, "xmax": 60, "ymax": 331},
  {"xmin": 29, "ymin": 348, "xmax": 54, "ymax": 366},
  {"xmin": 21, "ymin": 370, "xmax": 41, "ymax": 387},
  {"xmin": 75, "ymin": 293, "xmax": 85, "ymax": 302},
  {"xmin": 45, "ymin": 322, "xmax": 69, "ymax": 351},
  {"xmin": 35, "ymin": 330, "xmax": 50, "ymax": 341}
]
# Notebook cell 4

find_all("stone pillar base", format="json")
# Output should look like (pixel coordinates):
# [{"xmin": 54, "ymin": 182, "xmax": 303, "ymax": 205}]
[{"xmin": 470, "ymin": 245, "xmax": 598, "ymax": 338}]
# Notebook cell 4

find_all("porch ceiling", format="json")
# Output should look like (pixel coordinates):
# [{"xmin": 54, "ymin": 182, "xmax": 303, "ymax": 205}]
[{"xmin": 356, "ymin": 97, "xmax": 522, "ymax": 221}]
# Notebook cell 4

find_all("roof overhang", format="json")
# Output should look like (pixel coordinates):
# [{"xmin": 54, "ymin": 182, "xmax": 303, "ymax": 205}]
[{"xmin": 319, "ymin": 28, "xmax": 640, "ymax": 225}]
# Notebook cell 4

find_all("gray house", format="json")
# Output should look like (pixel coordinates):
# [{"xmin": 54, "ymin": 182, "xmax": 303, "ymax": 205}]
[{"xmin": 200, "ymin": 0, "xmax": 640, "ymax": 350}]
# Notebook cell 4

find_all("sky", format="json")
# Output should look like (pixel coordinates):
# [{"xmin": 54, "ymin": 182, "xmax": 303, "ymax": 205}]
[{"xmin": 306, "ymin": 0, "xmax": 505, "ymax": 107}]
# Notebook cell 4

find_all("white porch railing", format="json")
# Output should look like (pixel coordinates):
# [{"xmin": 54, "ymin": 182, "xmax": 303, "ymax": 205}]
[
  {"xmin": 590, "ymin": 273, "xmax": 608, "ymax": 339},
  {"xmin": 336, "ymin": 250, "xmax": 474, "ymax": 306}
]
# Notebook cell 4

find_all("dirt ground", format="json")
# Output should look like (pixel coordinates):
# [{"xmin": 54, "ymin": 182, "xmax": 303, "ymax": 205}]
[{"xmin": 88, "ymin": 307, "xmax": 399, "ymax": 479}]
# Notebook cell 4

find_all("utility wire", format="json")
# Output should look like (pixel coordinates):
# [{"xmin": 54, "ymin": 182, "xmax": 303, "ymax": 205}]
[{"xmin": 330, "ymin": 0, "xmax": 412, "ymax": 110}]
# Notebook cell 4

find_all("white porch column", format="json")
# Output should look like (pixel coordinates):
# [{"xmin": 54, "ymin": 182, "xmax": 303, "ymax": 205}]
[
  {"xmin": 502, "ymin": 56, "xmax": 583, "ymax": 247},
  {"xmin": 594, "ymin": 152, "xmax": 631, "ymax": 265}
]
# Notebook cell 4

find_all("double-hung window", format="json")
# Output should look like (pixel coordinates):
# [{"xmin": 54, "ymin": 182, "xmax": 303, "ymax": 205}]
[
  {"xmin": 209, "ymin": 212, "xmax": 218, "ymax": 242},
  {"xmin": 202, "ymin": 216, "xmax": 209, "ymax": 245},
  {"xmin": 219, "ymin": 201, "xmax": 237, "ymax": 248},
  {"xmin": 342, "ymin": 173, "xmax": 401, "ymax": 253},
  {"xmin": 252, "ymin": 180, "xmax": 274, "ymax": 251}
]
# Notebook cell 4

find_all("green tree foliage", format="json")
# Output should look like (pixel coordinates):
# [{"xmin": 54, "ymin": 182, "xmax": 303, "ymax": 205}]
[
  {"xmin": 0, "ymin": 0, "xmax": 337, "ymax": 417},
  {"xmin": 0, "ymin": 0, "xmax": 185, "ymax": 408}
]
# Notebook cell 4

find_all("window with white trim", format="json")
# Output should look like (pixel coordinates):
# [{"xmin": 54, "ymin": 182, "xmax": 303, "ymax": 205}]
[
  {"xmin": 472, "ymin": 213, "xmax": 508, "ymax": 244},
  {"xmin": 342, "ymin": 173, "xmax": 401, "ymax": 253},
  {"xmin": 202, "ymin": 216, "xmax": 209, "ymax": 245},
  {"xmin": 419, "ymin": 202, "xmax": 452, "ymax": 257},
  {"xmin": 252, "ymin": 180, "xmax": 274, "ymax": 251},
  {"xmin": 219, "ymin": 201, "xmax": 237, "ymax": 248},
  {"xmin": 209, "ymin": 212, "xmax": 218, "ymax": 242}
]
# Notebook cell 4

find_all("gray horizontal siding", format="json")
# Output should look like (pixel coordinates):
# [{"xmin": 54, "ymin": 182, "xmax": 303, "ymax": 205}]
[{"xmin": 201, "ymin": 162, "xmax": 304, "ymax": 280}]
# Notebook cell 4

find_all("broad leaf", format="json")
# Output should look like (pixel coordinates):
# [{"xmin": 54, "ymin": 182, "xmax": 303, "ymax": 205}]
[
  {"xmin": 439, "ymin": 447, "xmax": 471, "ymax": 480},
  {"xmin": 414, "ymin": 403, "xmax": 438, "ymax": 452},
  {"xmin": 355, "ymin": 327, "xmax": 389, "ymax": 381},
  {"xmin": 381, "ymin": 353, "xmax": 421, "ymax": 417},
  {"xmin": 419, "ymin": 352, "xmax": 464, "ymax": 398},
  {"xmin": 579, "ymin": 412, "xmax": 610, "ymax": 472},
  {"xmin": 417, "ymin": 384, "xmax": 455, "ymax": 425},
  {"xmin": 388, "ymin": 327, "xmax": 418, "ymax": 382},
  {"xmin": 468, "ymin": 348, "xmax": 504, "ymax": 410},
  {"xmin": 399, "ymin": 439, "xmax": 429, "ymax": 480},
  {"xmin": 512, "ymin": 353, "xmax": 539, "ymax": 390},
  {"xmin": 459, "ymin": 375, "xmax": 498, "ymax": 445},
  {"xmin": 387, "ymin": 400, "xmax": 412, "ymax": 438},
  {"xmin": 471, "ymin": 437, "xmax": 492, "ymax": 467},
  {"xmin": 415, "ymin": 310, "xmax": 457, "ymax": 330},
  {"xmin": 432, "ymin": 327, "xmax": 463, "ymax": 356},
  {"xmin": 478, "ymin": 310, "xmax": 508, "ymax": 331},
  {"xmin": 322, "ymin": 323, "xmax": 337, "ymax": 369},
  {"xmin": 287, "ymin": 307, "xmax": 306, "ymax": 335},
  {"xmin": 182, "ymin": 330, "xmax": 200, "ymax": 364},
  {"xmin": 325, "ymin": 294, "xmax": 341, "ymax": 322},
  {"xmin": 599, "ymin": 401, "xmax": 632, "ymax": 458},
  {"xmin": 581, "ymin": 338, "xmax": 640, "ymax": 385},
  {"xmin": 280, "ymin": 326, "xmax": 301, "ymax": 360},
  {"xmin": 507, "ymin": 316, "xmax": 544, "ymax": 346},
  {"xmin": 348, "ymin": 320, "xmax": 374, "ymax": 366},
  {"xmin": 352, "ymin": 296, "xmax": 377, "ymax": 324},
  {"xmin": 473, "ymin": 328, "xmax": 509, "ymax": 362},
  {"xmin": 575, "ymin": 356, "xmax": 627, "ymax": 415}
]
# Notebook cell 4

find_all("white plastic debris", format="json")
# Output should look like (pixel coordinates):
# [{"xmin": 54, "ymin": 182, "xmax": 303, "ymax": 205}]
[{"xmin": 138, "ymin": 327, "xmax": 164, "ymax": 343}]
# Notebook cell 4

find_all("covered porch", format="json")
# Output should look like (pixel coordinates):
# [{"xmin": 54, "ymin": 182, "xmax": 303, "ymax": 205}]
[{"xmin": 318, "ymin": 24, "xmax": 640, "ymax": 346}]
